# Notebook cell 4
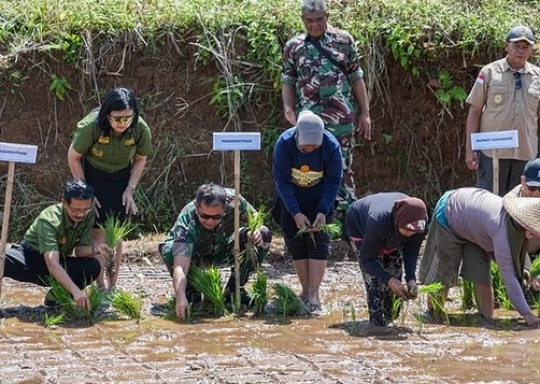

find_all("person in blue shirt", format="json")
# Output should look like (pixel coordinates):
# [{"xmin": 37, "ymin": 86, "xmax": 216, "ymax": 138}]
[
  {"xmin": 272, "ymin": 110, "xmax": 342, "ymax": 310},
  {"xmin": 346, "ymin": 192, "xmax": 427, "ymax": 326}
]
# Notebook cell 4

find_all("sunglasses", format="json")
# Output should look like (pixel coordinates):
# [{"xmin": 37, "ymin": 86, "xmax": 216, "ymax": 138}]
[
  {"xmin": 108, "ymin": 114, "xmax": 134, "ymax": 124},
  {"xmin": 514, "ymin": 72, "xmax": 523, "ymax": 90},
  {"xmin": 526, "ymin": 184, "xmax": 540, "ymax": 192},
  {"xmin": 198, "ymin": 212, "xmax": 224, "ymax": 221}
]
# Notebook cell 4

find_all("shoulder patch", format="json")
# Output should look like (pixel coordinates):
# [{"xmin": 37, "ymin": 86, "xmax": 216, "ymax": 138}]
[{"xmin": 475, "ymin": 72, "xmax": 485, "ymax": 85}]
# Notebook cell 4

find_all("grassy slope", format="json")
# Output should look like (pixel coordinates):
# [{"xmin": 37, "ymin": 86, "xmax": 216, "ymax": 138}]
[{"xmin": 0, "ymin": 0, "xmax": 536, "ymax": 56}]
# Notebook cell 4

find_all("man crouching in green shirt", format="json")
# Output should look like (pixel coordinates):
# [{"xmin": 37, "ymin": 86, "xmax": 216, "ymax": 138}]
[
  {"xmin": 3, "ymin": 179, "xmax": 112, "ymax": 309},
  {"xmin": 159, "ymin": 183, "xmax": 272, "ymax": 319}
]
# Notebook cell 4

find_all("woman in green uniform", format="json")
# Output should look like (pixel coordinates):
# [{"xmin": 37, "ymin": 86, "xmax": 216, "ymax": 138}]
[{"xmin": 68, "ymin": 87, "xmax": 153, "ymax": 291}]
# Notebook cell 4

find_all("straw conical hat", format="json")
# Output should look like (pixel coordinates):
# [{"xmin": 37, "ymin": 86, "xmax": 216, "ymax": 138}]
[{"xmin": 502, "ymin": 196, "xmax": 540, "ymax": 237}]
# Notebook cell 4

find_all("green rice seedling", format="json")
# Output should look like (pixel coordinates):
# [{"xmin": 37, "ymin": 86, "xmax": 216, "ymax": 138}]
[
  {"xmin": 417, "ymin": 282, "xmax": 444, "ymax": 295},
  {"xmin": 491, "ymin": 262, "xmax": 512, "ymax": 310},
  {"xmin": 46, "ymin": 278, "xmax": 103, "ymax": 323},
  {"xmin": 98, "ymin": 214, "xmax": 137, "ymax": 248},
  {"xmin": 249, "ymin": 268, "xmax": 268, "ymax": 316},
  {"xmin": 109, "ymin": 288, "xmax": 143, "ymax": 323},
  {"xmin": 413, "ymin": 283, "xmax": 448, "ymax": 326},
  {"xmin": 350, "ymin": 302, "xmax": 357, "ymax": 325},
  {"xmin": 271, "ymin": 283, "xmax": 311, "ymax": 317},
  {"xmin": 87, "ymin": 284, "xmax": 107, "ymax": 319},
  {"xmin": 391, "ymin": 294, "xmax": 404, "ymax": 324},
  {"xmin": 461, "ymin": 279, "xmax": 475, "ymax": 311},
  {"xmin": 316, "ymin": 223, "xmax": 342, "ymax": 239},
  {"xmin": 530, "ymin": 257, "xmax": 540, "ymax": 277},
  {"xmin": 296, "ymin": 223, "xmax": 341, "ymax": 237},
  {"xmin": 187, "ymin": 266, "xmax": 227, "ymax": 317},
  {"xmin": 44, "ymin": 312, "xmax": 65, "ymax": 327},
  {"xmin": 243, "ymin": 207, "xmax": 268, "ymax": 267},
  {"xmin": 296, "ymin": 223, "xmax": 342, "ymax": 246},
  {"xmin": 427, "ymin": 290, "xmax": 450, "ymax": 325}
]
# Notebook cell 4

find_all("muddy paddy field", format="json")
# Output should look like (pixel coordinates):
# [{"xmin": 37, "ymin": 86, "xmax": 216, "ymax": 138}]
[{"xmin": 0, "ymin": 237, "xmax": 539, "ymax": 384}]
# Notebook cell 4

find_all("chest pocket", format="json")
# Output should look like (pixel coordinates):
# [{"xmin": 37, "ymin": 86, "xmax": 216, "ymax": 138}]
[
  {"xmin": 487, "ymin": 86, "xmax": 509, "ymax": 111},
  {"xmin": 526, "ymin": 78, "xmax": 540, "ymax": 109}
]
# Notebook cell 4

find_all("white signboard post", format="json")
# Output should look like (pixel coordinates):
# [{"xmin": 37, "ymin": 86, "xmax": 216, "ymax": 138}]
[
  {"xmin": 213, "ymin": 132, "xmax": 261, "ymax": 312},
  {"xmin": 0, "ymin": 142, "xmax": 38, "ymax": 298},
  {"xmin": 471, "ymin": 130, "xmax": 518, "ymax": 195}
]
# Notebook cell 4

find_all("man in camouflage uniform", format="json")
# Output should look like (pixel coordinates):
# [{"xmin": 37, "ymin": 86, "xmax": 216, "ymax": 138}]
[
  {"xmin": 159, "ymin": 183, "xmax": 272, "ymax": 319},
  {"xmin": 282, "ymin": 0, "xmax": 371, "ymax": 212}
]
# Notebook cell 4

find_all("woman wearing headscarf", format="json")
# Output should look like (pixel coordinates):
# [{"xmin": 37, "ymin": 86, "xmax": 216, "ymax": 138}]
[{"xmin": 345, "ymin": 193, "xmax": 428, "ymax": 327}]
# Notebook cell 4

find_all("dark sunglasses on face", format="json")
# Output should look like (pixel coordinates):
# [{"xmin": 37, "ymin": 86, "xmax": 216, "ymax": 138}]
[
  {"xmin": 514, "ymin": 72, "xmax": 523, "ymax": 90},
  {"xmin": 108, "ymin": 114, "xmax": 134, "ymax": 124},
  {"xmin": 198, "ymin": 212, "xmax": 224, "ymax": 221},
  {"xmin": 526, "ymin": 184, "xmax": 540, "ymax": 192}
]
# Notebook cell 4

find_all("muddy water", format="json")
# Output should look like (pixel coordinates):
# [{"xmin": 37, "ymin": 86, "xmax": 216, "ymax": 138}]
[{"xmin": 1, "ymin": 263, "xmax": 539, "ymax": 384}]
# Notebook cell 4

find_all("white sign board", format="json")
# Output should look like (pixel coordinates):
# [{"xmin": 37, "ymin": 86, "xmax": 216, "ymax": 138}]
[
  {"xmin": 470, "ymin": 130, "xmax": 518, "ymax": 151},
  {"xmin": 213, "ymin": 132, "xmax": 261, "ymax": 151},
  {"xmin": 0, "ymin": 142, "xmax": 38, "ymax": 164}
]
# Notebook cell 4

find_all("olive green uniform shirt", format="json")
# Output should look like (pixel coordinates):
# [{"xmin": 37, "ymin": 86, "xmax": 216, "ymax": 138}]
[
  {"xmin": 72, "ymin": 111, "xmax": 153, "ymax": 173},
  {"xmin": 467, "ymin": 58, "xmax": 540, "ymax": 160},
  {"xmin": 23, "ymin": 203, "xmax": 95, "ymax": 257}
]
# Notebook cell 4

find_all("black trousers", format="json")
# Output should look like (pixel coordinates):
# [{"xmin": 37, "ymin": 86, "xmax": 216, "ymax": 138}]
[{"xmin": 4, "ymin": 242, "xmax": 101, "ymax": 289}]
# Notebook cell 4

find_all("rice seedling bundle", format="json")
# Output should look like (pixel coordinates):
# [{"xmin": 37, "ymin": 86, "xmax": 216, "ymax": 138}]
[
  {"xmin": 491, "ymin": 262, "xmax": 512, "ymax": 310},
  {"xmin": 109, "ymin": 288, "xmax": 143, "ymax": 322},
  {"xmin": 530, "ymin": 257, "xmax": 540, "ymax": 278},
  {"xmin": 461, "ymin": 279, "xmax": 475, "ymax": 311},
  {"xmin": 249, "ymin": 268, "xmax": 268, "ymax": 316},
  {"xmin": 98, "ymin": 214, "xmax": 137, "ymax": 248},
  {"xmin": 46, "ymin": 278, "xmax": 104, "ymax": 322},
  {"xmin": 243, "ymin": 207, "xmax": 268, "ymax": 265},
  {"xmin": 187, "ymin": 266, "xmax": 227, "ymax": 316},
  {"xmin": 44, "ymin": 312, "xmax": 65, "ymax": 327},
  {"xmin": 271, "ymin": 283, "xmax": 311, "ymax": 317}
]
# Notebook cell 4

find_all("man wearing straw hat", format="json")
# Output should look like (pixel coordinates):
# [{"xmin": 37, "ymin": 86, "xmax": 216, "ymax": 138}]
[{"xmin": 419, "ymin": 187, "xmax": 540, "ymax": 327}]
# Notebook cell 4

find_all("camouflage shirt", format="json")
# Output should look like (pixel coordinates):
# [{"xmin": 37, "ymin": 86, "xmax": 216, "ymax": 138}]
[
  {"xmin": 282, "ymin": 25, "xmax": 364, "ymax": 137},
  {"xmin": 160, "ymin": 189, "xmax": 256, "ymax": 266}
]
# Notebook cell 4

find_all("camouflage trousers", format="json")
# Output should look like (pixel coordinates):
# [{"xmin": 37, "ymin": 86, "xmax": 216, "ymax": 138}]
[{"xmin": 335, "ymin": 133, "xmax": 357, "ymax": 212}]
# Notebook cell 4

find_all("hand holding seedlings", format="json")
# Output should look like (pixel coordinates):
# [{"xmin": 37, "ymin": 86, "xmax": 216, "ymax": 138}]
[
  {"xmin": 293, "ymin": 212, "xmax": 311, "ymax": 229},
  {"xmin": 248, "ymin": 229, "xmax": 264, "ymax": 247},
  {"xmin": 175, "ymin": 295, "xmax": 189, "ymax": 320},
  {"xmin": 407, "ymin": 280, "xmax": 418, "ymax": 298},
  {"xmin": 388, "ymin": 277, "xmax": 414, "ymax": 300},
  {"xmin": 72, "ymin": 289, "xmax": 90, "ymax": 310},
  {"xmin": 92, "ymin": 243, "xmax": 113, "ymax": 256},
  {"xmin": 311, "ymin": 212, "xmax": 326, "ymax": 228}
]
